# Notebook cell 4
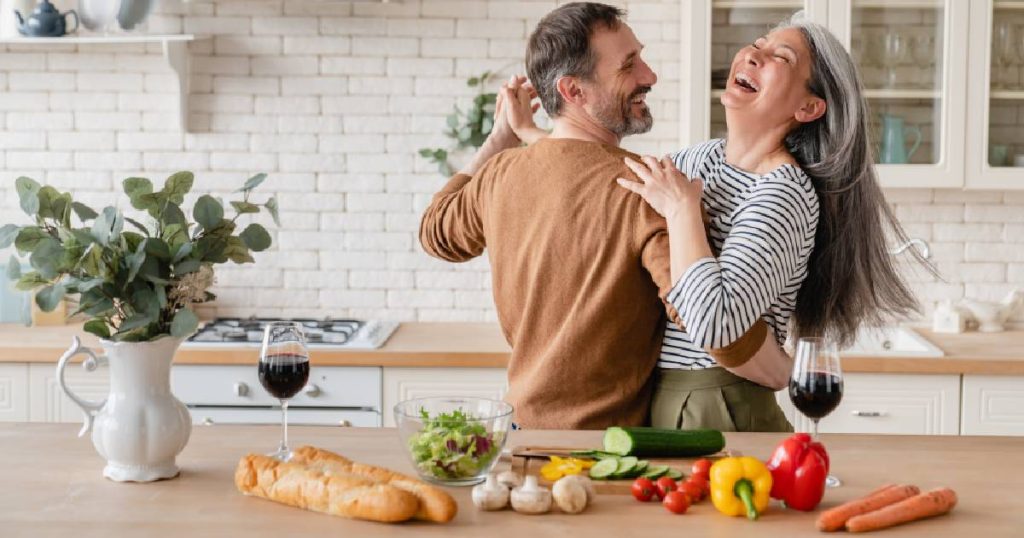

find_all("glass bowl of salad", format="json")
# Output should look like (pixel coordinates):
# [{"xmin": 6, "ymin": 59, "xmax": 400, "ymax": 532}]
[{"xmin": 394, "ymin": 397, "xmax": 513, "ymax": 486}]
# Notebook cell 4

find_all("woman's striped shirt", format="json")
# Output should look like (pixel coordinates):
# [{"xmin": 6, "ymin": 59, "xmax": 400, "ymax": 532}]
[{"xmin": 659, "ymin": 139, "xmax": 819, "ymax": 370}]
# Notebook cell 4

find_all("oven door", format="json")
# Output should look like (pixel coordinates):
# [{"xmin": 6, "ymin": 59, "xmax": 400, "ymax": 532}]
[{"xmin": 189, "ymin": 407, "xmax": 380, "ymax": 427}]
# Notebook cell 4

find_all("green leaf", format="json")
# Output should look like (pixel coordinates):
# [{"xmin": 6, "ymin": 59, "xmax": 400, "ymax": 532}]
[
  {"xmin": 238, "ymin": 173, "xmax": 267, "ymax": 193},
  {"xmin": 30, "ymin": 238, "xmax": 63, "ymax": 279},
  {"xmin": 79, "ymin": 244, "xmax": 104, "ymax": 277},
  {"xmin": 239, "ymin": 223, "xmax": 272, "ymax": 252},
  {"xmin": 231, "ymin": 201, "xmax": 260, "ymax": 214},
  {"xmin": 481, "ymin": 116, "xmax": 494, "ymax": 136},
  {"xmin": 82, "ymin": 297, "xmax": 114, "ymax": 316},
  {"xmin": 125, "ymin": 241, "xmax": 147, "ymax": 284},
  {"xmin": 138, "ymin": 256, "xmax": 168, "ymax": 285},
  {"xmin": 264, "ymin": 196, "xmax": 280, "ymax": 227},
  {"xmin": 161, "ymin": 202, "xmax": 187, "ymax": 228},
  {"xmin": 193, "ymin": 195, "xmax": 224, "ymax": 231},
  {"xmin": 6, "ymin": 256, "xmax": 21, "ymax": 280},
  {"xmin": 446, "ymin": 113, "xmax": 459, "ymax": 129},
  {"xmin": 163, "ymin": 171, "xmax": 194, "ymax": 204},
  {"xmin": 171, "ymin": 242, "xmax": 192, "ymax": 263},
  {"xmin": 15, "ymin": 177, "xmax": 41, "ymax": 215},
  {"xmin": 174, "ymin": 259, "xmax": 201, "ymax": 275},
  {"xmin": 155, "ymin": 284, "xmax": 167, "ymax": 309},
  {"xmin": 123, "ymin": 177, "xmax": 153, "ymax": 202},
  {"xmin": 418, "ymin": 148, "xmax": 434, "ymax": 158},
  {"xmin": 131, "ymin": 286, "xmax": 160, "ymax": 318},
  {"xmin": 0, "ymin": 224, "xmax": 19, "ymax": 249},
  {"xmin": 467, "ymin": 77, "xmax": 479, "ymax": 87},
  {"xmin": 35, "ymin": 284, "xmax": 65, "ymax": 312},
  {"xmin": 14, "ymin": 272, "xmax": 48, "ymax": 291},
  {"xmin": 124, "ymin": 217, "xmax": 150, "ymax": 236},
  {"xmin": 71, "ymin": 202, "xmax": 98, "ymax": 221},
  {"xmin": 15, "ymin": 227, "xmax": 48, "ymax": 253},
  {"xmin": 118, "ymin": 313, "xmax": 153, "ymax": 332},
  {"xmin": 224, "ymin": 236, "xmax": 255, "ymax": 264},
  {"xmin": 171, "ymin": 308, "xmax": 199, "ymax": 338},
  {"xmin": 91, "ymin": 207, "xmax": 123, "ymax": 245},
  {"xmin": 144, "ymin": 238, "xmax": 171, "ymax": 260},
  {"xmin": 83, "ymin": 319, "xmax": 111, "ymax": 339},
  {"xmin": 72, "ymin": 278, "xmax": 105, "ymax": 293}
]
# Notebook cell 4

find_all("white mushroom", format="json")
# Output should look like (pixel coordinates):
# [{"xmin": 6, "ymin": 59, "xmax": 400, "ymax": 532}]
[
  {"xmin": 560, "ymin": 474, "xmax": 596, "ymax": 504},
  {"xmin": 511, "ymin": 475, "xmax": 551, "ymax": 515},
  {"xmin": 552, "ymin": 475, "xmax": 589, "ymax": 514},
  {"xmin": 472, "ymin": 473, "xmax": 510, "ymax": 511},
  {"xmin": 497, "ymin": 469, "xmax": 523, "ymax": 489}
]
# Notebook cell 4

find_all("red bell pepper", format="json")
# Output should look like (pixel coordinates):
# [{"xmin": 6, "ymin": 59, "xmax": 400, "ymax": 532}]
[{"xmin": 765, "ymin": 433, "xmax": 829, "ymax": 511}]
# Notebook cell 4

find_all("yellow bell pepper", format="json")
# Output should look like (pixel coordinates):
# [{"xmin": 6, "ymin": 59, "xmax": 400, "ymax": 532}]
[
  {"xmin": 710, "ymin": 456, "xmax": 773, "ymax": 520},
  {"xmin": 540, "ymin": 456, "xmax": 592, "ymax": 481}
]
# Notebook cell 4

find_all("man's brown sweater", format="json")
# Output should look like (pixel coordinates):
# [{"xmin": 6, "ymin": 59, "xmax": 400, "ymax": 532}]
[{"xmin": 419, "ymin": 138, "xmax": 762, "ymax": 429}]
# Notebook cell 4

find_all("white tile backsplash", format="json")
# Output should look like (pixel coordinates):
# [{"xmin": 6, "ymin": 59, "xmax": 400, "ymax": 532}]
[{"xmin": 0, "ymin": 0, "xmax": 1020, "ymax": 324}]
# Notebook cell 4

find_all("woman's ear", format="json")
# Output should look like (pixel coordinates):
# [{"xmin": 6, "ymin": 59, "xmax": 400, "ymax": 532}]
[
  {"xmin": 555, "ymin": 76, "xmax": 585, "ymax": 108},
  {"xmin": 795, "ymin": 96, "xmax": 826, "ymax": 124}
]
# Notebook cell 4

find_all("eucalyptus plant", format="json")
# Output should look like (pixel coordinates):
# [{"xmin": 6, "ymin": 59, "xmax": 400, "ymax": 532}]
[
  {"xmin": 0, "ymin": 172, "xmax": 279, "ymax": 343},
  {"xmin": 419, "ymin": 71, "xmax": 499, "ymax": 175}
]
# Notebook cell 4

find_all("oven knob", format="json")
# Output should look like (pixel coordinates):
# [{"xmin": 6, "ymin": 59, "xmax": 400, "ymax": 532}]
[
  {"xmin": 304, "ymin": 383, "xmax": 321, "ymax": 398},
  {"xmin": 202, "ymin": 417, "xmax": 215, "ymax": 426},
  {"xmin": 338, "ymin": 420, "xmax": 352, "ymax": 427},
  {"xmin": 234, "ymin": 382, "xmax": 249, "ymax": 397}
]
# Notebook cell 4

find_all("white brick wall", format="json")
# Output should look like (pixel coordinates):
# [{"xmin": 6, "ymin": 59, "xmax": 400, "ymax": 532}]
[{"xmin": 0, "ymin": 0, "xmax": 1021, "ymax": 326}]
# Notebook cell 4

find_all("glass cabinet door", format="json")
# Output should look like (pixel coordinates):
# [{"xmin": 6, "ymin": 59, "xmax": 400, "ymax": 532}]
[
  {"xmin": 831, "ymin": 0, "xmax": 968, "ymax": 187},
  {"xmin": 679, "ymin": 0, "xmax": 827, "ymax": 147},
  {"xmin": 966, "ymin": 0, "xmax": 1024, "ymax": 189}
]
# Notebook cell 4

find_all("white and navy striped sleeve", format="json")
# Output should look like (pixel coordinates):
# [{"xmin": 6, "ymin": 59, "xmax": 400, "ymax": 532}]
[
  {"xmin": 666, "ymin": 167, "xmax": 818, "ymax": 350},
  {"xmin": 670, "ymin": 139, "xmax": 722, "ymax": 179}
]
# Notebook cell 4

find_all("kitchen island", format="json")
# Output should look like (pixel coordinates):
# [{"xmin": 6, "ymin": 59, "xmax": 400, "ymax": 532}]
[{"xmin": 3, "ymin": 424, "xmax": 1022, "ymax": 537}]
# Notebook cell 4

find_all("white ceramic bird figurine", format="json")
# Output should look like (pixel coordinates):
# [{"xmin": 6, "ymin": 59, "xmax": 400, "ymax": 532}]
[{"xmin": 958, "ymin": 289, "xmax": 1024, "ymax": 333}]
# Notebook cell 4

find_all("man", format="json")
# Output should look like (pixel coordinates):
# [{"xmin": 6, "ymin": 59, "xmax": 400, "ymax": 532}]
[{"xmin": 419, "ymin": 3, "xmax": 759, "ymax": 429}]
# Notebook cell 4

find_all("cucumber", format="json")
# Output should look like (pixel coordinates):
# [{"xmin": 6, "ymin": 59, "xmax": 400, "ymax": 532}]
[
  {"xmin": 570, "ymin": 449, "xmax": 625, "ymax": 459},
  {"xmin": 603, "ymin": 427, "xmax": 725, "ymax": 457},
  {"xmin": 666, "ymin": 468, "xmax": 684, "ymax": 480},
  {"xmin": 612, "ymin": 456, "xmax": 639, "ymax": 478},
  {"xmin": 641, "ymin": 465, "xmax": 670, "ymax": 479},
  {"xmin": 589, "ymin": 458, "xmax": 619, "ymax": 479},
  {"xmin": 634, "ymin": 460, "xmax": 649, "ymax": 475}
]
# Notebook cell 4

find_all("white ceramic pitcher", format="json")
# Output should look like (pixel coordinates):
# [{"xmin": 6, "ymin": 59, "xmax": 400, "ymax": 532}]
[{"xmin": 57, "ymin": 335, "xmax": 192, "ymax": 482}]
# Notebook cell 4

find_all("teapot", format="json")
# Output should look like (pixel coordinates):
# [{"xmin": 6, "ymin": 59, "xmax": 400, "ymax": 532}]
[
  {"xmin": 879, "ymin": 114, "xmax": 921, "ymax": 164},
  {"xmin": 15, "ymin": 0, "xmax": 78, "ymax": 37}
]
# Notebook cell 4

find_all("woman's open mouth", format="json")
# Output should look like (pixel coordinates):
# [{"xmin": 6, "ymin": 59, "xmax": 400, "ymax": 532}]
[{"xmin": 733, "ymin": 73, "xmax": 760, "ymax": 93}]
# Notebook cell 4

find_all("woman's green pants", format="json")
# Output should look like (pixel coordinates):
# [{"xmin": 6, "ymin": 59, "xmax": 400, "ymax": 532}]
[{"xmin": 650, "ymin": 367, "xmax": 793, "ymax": 432}]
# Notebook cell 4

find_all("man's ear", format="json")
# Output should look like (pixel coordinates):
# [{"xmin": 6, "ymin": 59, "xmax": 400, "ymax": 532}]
[
  {"xmin": 555, "ymin": 76, "xmax": 586, "ymax": 108},
  {"xmin": 795, "ymin": 96, "xmax": 826, "ymax": 124}
]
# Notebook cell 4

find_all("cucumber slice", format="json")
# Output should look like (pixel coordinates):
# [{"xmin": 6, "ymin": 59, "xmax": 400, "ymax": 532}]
[
  {"xmin": 666, "ymin": 468, "xmax": 683, "ymax": 480},
  {"xmin": 602, "ymin": 427, "xmax": 633, "ymax": 455},
  {"xmin": 634, "ymin": 460, "xmax": 649, "ymax": 474},
  {"xmin": 589, "ymin": 458, "xmax": 619, "ymax": 479},
  {"xmin": 613, "ymin": 456, "xmax": 639, "ymax": 478},
  {"xmin": 642, "ymin": 465, "xmax": 670, "ymax": 479}
]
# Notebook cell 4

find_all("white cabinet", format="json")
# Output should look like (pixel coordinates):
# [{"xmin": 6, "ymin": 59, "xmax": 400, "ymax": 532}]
[
  {"xmin": 381, "ymin": 367, "xmax": 508, "ymax": 427},
  {"xmin": 961, "ymin": 375, "xmax": 1024, "ymax": 435},
  {"xmin": 777, "ymin": 373, "xmax": 961, "ymax": 435},
  {"xmin": 0, "ymin": 364, "xmax": 29, "ymax": 422},
  {"xmin": 29, "ymin": 362, "xmax": 109, "ymax": 423}
]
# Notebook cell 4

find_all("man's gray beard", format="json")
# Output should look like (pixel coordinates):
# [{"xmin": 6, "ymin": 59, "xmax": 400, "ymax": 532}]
[{"xmin": 593, "ymin": 94, "xmax": 654, "ymax": 137}]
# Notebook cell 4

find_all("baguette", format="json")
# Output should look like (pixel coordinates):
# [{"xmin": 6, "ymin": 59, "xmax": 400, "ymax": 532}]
[
  {"xmin": 234, "ymin": 453, "xmax": 419, "ymax": 523},
  {"xmin": 292, "ymin": 445, "xmax": 458, "ymax": 523}
]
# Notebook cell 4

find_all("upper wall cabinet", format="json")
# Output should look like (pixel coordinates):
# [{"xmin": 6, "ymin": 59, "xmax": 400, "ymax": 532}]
[
  {"xmin": 966, "ymin": 0, "xmax": 1024, "ymax": 190},
  {"xmin": 680, "ymin": 0, "xmax": 983, "ymax": 189}
]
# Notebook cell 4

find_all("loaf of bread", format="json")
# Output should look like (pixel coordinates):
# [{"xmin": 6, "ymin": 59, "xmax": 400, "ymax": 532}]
[
  {"xmin": 234, "ymin": 453, "xmax": 420, "ymax": 523},
  {"xmin": 292, "ymin": 445, "xmax": 458, "ymax": 523}
]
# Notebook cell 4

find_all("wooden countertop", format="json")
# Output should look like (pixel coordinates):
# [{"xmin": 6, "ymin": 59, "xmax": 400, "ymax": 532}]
[
  {"xmin": 1, "ymin": 322, "xmax": 1023, "ymax": 374},
  {"xmin": 3, "ymin": 424, "xmax": 1021, "ymax": 537}
]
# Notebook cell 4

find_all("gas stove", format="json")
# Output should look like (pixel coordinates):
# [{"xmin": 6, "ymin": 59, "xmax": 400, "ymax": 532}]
[{"xmin": 183, "ymin": 317, "xmax": 399, "ymax": 349}]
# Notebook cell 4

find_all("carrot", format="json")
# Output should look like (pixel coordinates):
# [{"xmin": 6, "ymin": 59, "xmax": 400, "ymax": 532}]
[
  {"xmin": 816, "ymin": 484, "xmax": 921, "ymax": 532},
  {"xmin": 845, "ymin": 487, "xmax": 957, "ymax": 533}
]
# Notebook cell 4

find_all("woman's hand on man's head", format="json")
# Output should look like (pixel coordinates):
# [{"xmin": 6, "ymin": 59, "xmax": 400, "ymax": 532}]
[{"xmin": 618, "ymin": 156, "xmax": 704, "ymax": 221}]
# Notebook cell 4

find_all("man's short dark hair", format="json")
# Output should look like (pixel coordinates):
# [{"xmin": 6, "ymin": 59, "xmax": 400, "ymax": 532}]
[{"xmin": 526, "ymin": 2, "xmax": 626, "ymax": 117}]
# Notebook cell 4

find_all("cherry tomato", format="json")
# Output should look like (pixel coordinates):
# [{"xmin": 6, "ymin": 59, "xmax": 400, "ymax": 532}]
[
  {"xmin": 631, "ymin": 477, "xmax": 656, "ymax": 502},
  {"xmin": 691, "ymin": 458, "xmax": 713, "ymax": 481},
  {"xmin": 662, "ymin": 490, "xmax": 690, "ymax": 514},
  {"xmin": 654, "ymin": 476, "xmax": 677, "ymax": 500},
  {"xmin": 679, "ymin": 480, "xmax": 704, "ymax": 503}
]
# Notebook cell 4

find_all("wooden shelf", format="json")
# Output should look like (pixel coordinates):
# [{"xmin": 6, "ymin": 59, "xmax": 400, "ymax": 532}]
[
  {"xmin": 0, "ymin": 34, "xmax": 206, "ymax": 132},
  {"xmin": 991, "ymin": 90, "xmax": 1024, "ymax": 100},
  {"xmin": 994, "ymin": 1, "xmax": 1024, "ymax": 10},
  {"xmin": 712, "ymin": 1, "xmax": 802, "ymax": 9},
  {"xmin": 865, "ymin": 89, "xmax": 942, "ymax": 99},
  {"xmin": 855, "ymin": 0, "xmax": 944, "ymax": 8}
]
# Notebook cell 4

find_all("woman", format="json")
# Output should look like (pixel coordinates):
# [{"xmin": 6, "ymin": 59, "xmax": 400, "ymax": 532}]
[{"xmin": 504, "ymin": 19, "xmax": 924, "ymax": 431}]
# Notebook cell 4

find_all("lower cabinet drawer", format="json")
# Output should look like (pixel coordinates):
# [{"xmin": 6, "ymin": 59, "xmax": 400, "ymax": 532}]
[
  {"xmin": 189, "ymin": 407, "xmax": 381, "ymax": 427},
  {"xmin": 777, "ymin": 373, "xmax": 960, "ymax": 435},
  {"xmin": 172, "ymin": 365, "xmax": 382, "ymax": 409},
  {"xmin": 961, "ymin": 375, "xmax": 1024, "ymax": 436}
]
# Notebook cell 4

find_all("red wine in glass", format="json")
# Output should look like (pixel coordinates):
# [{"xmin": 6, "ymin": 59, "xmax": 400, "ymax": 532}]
[
  {"xmin": 258, "ymin": 353, "xmax": 310, "ymax": 399},
  {"xmin": 789, "ymin": 372, "xmax": 844, "ymax": 420},
  {"xmin": 260, "ymin": 322, "xmax": 310, "ymax": 461}
]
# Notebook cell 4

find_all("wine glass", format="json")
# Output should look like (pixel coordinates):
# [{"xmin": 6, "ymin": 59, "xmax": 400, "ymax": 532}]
[
  {"xmin": 259, "ymin": 322, "xmax": 310, "ymax": 461},
  {"xmin": 911, "ymin": 33, "xmax": 935, "ymax": 90},
  {"xmin": 880, "ymin": 30, "xmax": 910, "ymax": 89},
  {"xmin": 789, "ymin": 337, "xmax": 843, "ymax": 487},
  {"xmin": 993, "ymin": 21, "xmax": 1018, "ymax": 90}
]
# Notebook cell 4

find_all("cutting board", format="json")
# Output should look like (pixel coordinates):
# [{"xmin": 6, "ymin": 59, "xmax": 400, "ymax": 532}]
[{"xmin": 509, "ymin": 445, "xmax": 738, "ymax": 495}]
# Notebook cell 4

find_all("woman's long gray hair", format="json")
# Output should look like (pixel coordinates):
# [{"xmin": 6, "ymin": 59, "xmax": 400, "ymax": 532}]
[{"xmin": 777, "ymin": 19, "xmax": 928, "ymax": 347}]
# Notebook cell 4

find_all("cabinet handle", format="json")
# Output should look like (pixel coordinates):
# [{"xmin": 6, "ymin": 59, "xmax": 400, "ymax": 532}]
[
  {"xmin": 304, "ymin": 383, "xmax": 321, "ymax": 398},
  {"xmin": 851, "ymin": 410, "xmax": 887, "ymax": 417},
  {"xmin": 233, "ymin": 382, "xmax": 249, "ymax": 397},
  {"xmin": 338, "ymin": 420, "xmax": 352, "ymax": 427},
  {"xmin": 202, "ymin": 417, "xmax": 215, "ymax": 426}
]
